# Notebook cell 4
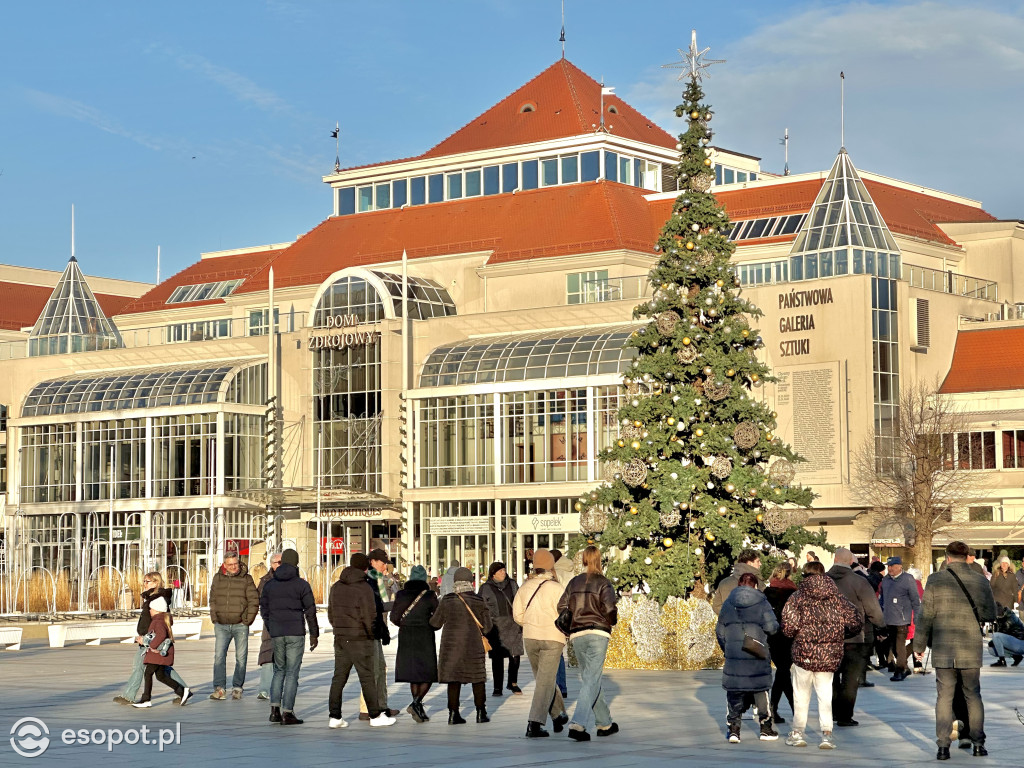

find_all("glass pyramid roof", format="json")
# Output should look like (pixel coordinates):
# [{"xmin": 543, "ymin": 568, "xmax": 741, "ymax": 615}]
[
  {"xmin": 28, "ymin": 257, "xmax": 123, "ymax": 357},
  {"xmin": 789, "ymin": 148, "xmax": 899, "ymax": 255}
]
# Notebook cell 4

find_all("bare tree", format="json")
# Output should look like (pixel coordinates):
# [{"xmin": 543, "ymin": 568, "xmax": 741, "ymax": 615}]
[{"xmin": 851, "ymin": 379, "xmax": 988, "ymax": 573}]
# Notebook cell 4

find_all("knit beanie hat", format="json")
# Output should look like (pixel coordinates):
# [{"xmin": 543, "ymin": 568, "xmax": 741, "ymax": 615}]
[
  {"xmin": 454, "ymin": 567, "xmax": 474, "ymax": 584},
  {"xmin": 150, "ymin": 596, "xmax": 169, "ymax": 613},
  {"xmin": 281, "ymin": 548, "xmax": 299, "ymax": 566},
  {"xmin": 409, "ymin": 565, "xmax": 428, "ymax": 582},
  {"xmin": 532, "ymin": 548, "xmax": 555, "ymax": 571},
  {"xmin": 350, "ymin": 553, "xmax": 370, "ymax": 571}
]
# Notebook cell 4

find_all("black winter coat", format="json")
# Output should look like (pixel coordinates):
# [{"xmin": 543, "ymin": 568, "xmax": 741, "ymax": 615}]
[
  {"xmin": 430, "ymin": 591, "xmax": 493, "ymax": 684},
  {"xmin": 256, "ymin": 571, "xmax": 274, "ymax": 666},
  {"xmin": 390, "ymin": 581, "xmax": 439, "ymax": 683},
  {"xmin": 828, "ymin": 564, "xmax": 885, "ymax": 645},
  {"xmin": 259, "ymin": 563, "xmax": 319, "ymax": 639},
  {"xmin": 137, "ymin": 587, "xmax": 174, "ymax": 635},
  {"xmin": 715, "ymin": 585, "xmax": 778, "ymax": 692},
  {"xmin": 328, "ymin": 567, "xmax": 379, "ymax": 641},
  {"xmin": 763, "ymin": 579, "xmax": 796, "ymax": 672},
  {"xmin": 479, "ymin": 579, "xmax": 524, "ymax": 658}
]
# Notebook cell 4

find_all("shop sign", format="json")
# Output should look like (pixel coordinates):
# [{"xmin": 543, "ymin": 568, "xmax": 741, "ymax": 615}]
[
  {"xmin": 95, "ymin": 526, "xmax": 142, "ymax": 542},
  {"xmin": 320, "ymin": 537, "xmax": 346, "ymax": 555},
  {"xmin": 313, "ymin": 508, "xmax": 396, "ymax": 521},
  {"xmin": 514, "ymin": 513, "xmax": 581, "ymax": 533},
  {"xmin": 225, "ymin": 538, "xmax": 250, "ymax": 556},
  {"xmin": 429, "ymin": 517, "xmax": 490, "ymax": 535},
  {"xmin": 307, "ymin": 314, "xmax": 380, "ymax": 350}
]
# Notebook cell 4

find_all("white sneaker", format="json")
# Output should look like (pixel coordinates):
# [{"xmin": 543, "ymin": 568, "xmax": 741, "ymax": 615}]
[
  {"xmin": 369, "ymin": 713, "xmax": 397, "ymax": 727},
  {"xmin": 132, "ymin": 701, "xmax": 152, "ymax": 708},
  {"xmin": 179, "ymin": 688, "xmax": 193, "ymax": 706},
  {"xmin": 328, "ymin": 717, "xmax": 348, "ymax": 729}
]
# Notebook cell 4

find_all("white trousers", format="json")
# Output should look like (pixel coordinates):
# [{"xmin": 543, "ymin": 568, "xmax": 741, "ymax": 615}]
[{"xmin": 791, "ymin": 664, "xmax": 834, "ymax": 733}]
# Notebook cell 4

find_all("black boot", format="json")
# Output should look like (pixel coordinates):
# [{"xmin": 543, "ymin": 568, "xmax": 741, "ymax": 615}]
[
  {"xmin": 990, "ymin": 657, "xmax": 1007, "ymax": 667},
  {"xmin": 476, "ymin": 707, "xmax": 490, "ymax": 723},
  {"xmin": 448, "ymin": 709, "xmax": 466, "ymax": 725},
  {"xmin": 526, "ymin": 721, "xmax": 550, "ymax": 738},
  {"xmin": 1014, "ymin": 654, "xmax": 1023, "ymax": 666},
  {"xmin": 937, "ymin": 746, "xmax": 950, "ymax": 760},
  {"xmin": 269, "ymin": 706, "xmax": 282, "ymax": 723},
  {"xmin": 280, "ymin": 711, "xmax": 304, "ymax": 725},
  {"xmin": 973, "ymin": 744, "xmax": 989, "ymax": 757},
  {"xmin": 407, "ymin": 698, "xmax": 427, "ymax": 723},
  {"xmin": 552, "ymin": 713, "xmax": 569, "ymax": 733}
]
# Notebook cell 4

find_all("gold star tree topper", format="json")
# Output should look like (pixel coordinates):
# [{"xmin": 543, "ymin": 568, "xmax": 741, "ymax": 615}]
[{"xmin": 663, "ymin": 29, "xmax": 725, "ymax": 82}]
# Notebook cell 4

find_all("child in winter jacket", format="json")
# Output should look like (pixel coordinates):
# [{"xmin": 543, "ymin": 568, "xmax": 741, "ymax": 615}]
[
  {"xmin": 781, "ymin": 562, "xmax": 861, "ymax": 750},
  {"xmin": 132, "ymin": 597, "xmax": 191, "ymax": 708}
]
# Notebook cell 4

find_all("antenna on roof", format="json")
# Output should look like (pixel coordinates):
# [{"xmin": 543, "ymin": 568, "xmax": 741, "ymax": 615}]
[
  {"xmin": 559, "ymin": 0, "xmax": 566, "ymax": 58},
  {"xmin": 840, "ymin": 71, "xmax": 845, "ymax": 150},
  {"xmin": 157, "ymin": 245, "xmax": 161, "ymax": 284},
  {"xmin": 780, "ymin": 128, "xmax": 790, "ymax": 176},
  {"xmin": 70, "ymin": 204, "xmax": 76, "ymax": 262},
  {"xmin": 599, "ymin": 78, "xmax": 615, "ymax": 133}
]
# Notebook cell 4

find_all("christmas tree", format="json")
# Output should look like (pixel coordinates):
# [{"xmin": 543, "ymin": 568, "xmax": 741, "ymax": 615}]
[{"xmin": 574, "ymin": 34, "xmax": 825, "ymax": 603}]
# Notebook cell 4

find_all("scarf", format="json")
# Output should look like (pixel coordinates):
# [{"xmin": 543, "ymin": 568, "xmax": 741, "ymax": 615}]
[
  {"xmin": 769, "ymin": 577, "xmax": 796, "ymax": 590},
  {"xmin": 452, "ymin": 581, "xmax": 475, "ymax": 594},
  {"xmin": 369, "ymin": 568, "xmax": 391, "ymax": 604}
]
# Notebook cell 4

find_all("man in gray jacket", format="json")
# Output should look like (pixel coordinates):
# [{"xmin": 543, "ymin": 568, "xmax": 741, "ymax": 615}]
[
  {"xmin": 878, "ymin": 556, "xmax": 920, "ymax": 681},
  {"xmin": 712, "ymin": 550, "xmax": 764, "ymax": 617},
  {"xmin": 828, "ymin": 548, "xmax": 885, "ymax": 726},
  {"xmin": 913, "ymin": 541, "xmax": 997, "ymax": 760}
]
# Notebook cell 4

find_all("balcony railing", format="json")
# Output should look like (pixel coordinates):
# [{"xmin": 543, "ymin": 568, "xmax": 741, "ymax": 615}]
[
  {"xmin": 570, "ymin": 275, "xmax": 650, "ymax": 305},
  {"xmin": 903, "ymin": 264, "xmax": 998, "ymax": 302}
]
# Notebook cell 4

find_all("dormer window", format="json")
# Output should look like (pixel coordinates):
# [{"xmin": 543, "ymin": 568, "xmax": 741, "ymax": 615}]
[
  {"xmin": 519, "ymin": 102, "xmax": 536, "ymax": 113},
  {"xmin": 608, "ymin": 105, "xmax": 618, "ymax": 114}
]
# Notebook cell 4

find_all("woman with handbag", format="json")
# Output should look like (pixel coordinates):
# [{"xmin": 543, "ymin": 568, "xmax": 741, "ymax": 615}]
[
  {"xmin": 479, "ymin": 561, "xmax": 524, "ymax": 697},
  {"xmin": 390, "ymin": 565, "xmax": 440, "ymax": 722},
  {"xmin": 716, "ymin": 572, "xmax": 780, "ymax": 744},
  {"xmin": 556, "ymin": 545, "xmax": 618, "ymax": 742},
  {"xmin": 429, "ymin": 567, "xmax": 494, "ymax": 724},
  {"xmin": 512, "ymin": 549, "xmax": 570, "ymax": 738},
  {"xmin": 132, "ymin": 597, "xmax": 188, "ymax": 708}
]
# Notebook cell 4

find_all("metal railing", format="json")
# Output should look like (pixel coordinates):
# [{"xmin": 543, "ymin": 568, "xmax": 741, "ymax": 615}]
[
  {"xmin": 0, "ymin": 312, "xmax": 309, "ymax": 362},
  {"xmin": 571, "ymin": 275, "xmax": 651, "ymax": 305},
  {"xmin": 903, "ymin": 264, "xmax": 998, "ymax": 302}
]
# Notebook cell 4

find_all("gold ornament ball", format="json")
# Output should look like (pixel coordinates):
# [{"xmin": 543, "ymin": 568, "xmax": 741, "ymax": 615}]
[
  {"xmin": 756, "ymin": 513, "xmax": 764, "ymax": 523},
  {"xmin": 669, "ymin": 435, "xmax": 678, "ymax": 442},
  {"xmin": 766, "ymin": 432, "xmax": 773, "ymax": 440},
  {"xmin": 749, "ymin": 488, "xmax": 758, "ymax": 496},
  {"xmin": 682, "ymin": 337, "xmax": 692, "ymax": 346},
  {"xmin": 705, "ymin": 532, "xmax": 716, "ymax": 541},
  {"xmin": 741, "ymin": 330, "xmax": 750, "ymax": 338},
  {"xmin": 685, "ymin": 241, "xmax": 696, "ymax": 250},
  {"xmin": 617, "ymin": 439, "xmax": 625, "ymax": 447},
  {"xmin": 771, "ymin": 411, "xmax": 777, "ymax": 418},
  {"xmin": 634, "ymin": 420, "xmax": 643, "ymax": 427},
  {"xmin": 630, "ymin": 506, "xmax": 639, "ymax": 515},
  {"xmin": 717, "ymin": 506, "xmax": 727, "ymax": 515},
  {"xmin": 726, "ymin": 369, "xmax": 735, "ymax": 377},
  {"xmin": 667, "ymin": 417, "xmax": 676, "ymax": 425},
  {"xmin": 690, "ymin": 109, "xmax": 700, "ymax": 119},
  {"xmin": 574, "ymin": 502, "xmax": 583, "ymax": 511},
  {"xmin": 695, "ymin": 428, "xmax": 704, "ymax": 437},
  {"xmin": 703, "ymin": 366, "xmax": 713, "ymax": 375},
  {"xmin": 716, "ymin": 279, "xmax": 724, "ymax": 287},
  {"xmin": 631, "ymin": 441, "xmax": 641, "ymax": 450},
  {"xmin": 663, "ymin": 538, "xmax": 674, "ymax": 548},
  {"xmin": 725, "ymin": 483, "xmax": 735, "ymax": 492},
  {"xmin": 751, "ymin": 373, "xmax": 760, "ymax": 382}
]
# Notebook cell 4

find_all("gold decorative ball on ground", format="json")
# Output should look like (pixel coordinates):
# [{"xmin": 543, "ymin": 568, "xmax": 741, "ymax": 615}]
[{"xmin": 733, "ymin": 421, "xmax": 760, "ymax": 449}]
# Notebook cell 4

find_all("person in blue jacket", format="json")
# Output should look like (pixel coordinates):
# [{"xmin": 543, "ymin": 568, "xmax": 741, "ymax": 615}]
[{"xmin": 878, "ymin": 556, "xmax": 920, "ymax": 681}]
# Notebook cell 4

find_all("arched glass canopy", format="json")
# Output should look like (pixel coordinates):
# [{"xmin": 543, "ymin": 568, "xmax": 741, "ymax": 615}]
[
  {"xmin": 22, "ymin": 362, "xmax": 266, "ymax": 417},
  {"xmin": 311, "ymin": 267, "xmax": 456, "ymax": 327},
  {"xmin": 419, "ymin": 325, "xmax": 638, "ymax": 387}
]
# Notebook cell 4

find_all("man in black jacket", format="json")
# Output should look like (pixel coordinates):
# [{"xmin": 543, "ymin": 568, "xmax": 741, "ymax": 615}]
[
  {"xmin": 988, "ymin": 606, "xmax": 1024, "ymax": 666},
  {"xmin": 327, "ymin": 553, "xmax": 396, "ymax": 728},
  {"xmin": 359, "ymin": 552, "xmax": 399, "ymax": 721},
  {"xmin": 259, "ymin": 548, "xmax": 319, "ymax": 725},
  {"xmin": 828, "ymin": 548, "xmax": 885, "ymax": 726}
]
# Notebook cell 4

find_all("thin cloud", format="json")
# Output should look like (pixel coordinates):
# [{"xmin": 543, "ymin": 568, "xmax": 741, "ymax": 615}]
[
  {"xmin": 149, "ymin": 44, "xmax": 293, "ymax": 114},
  {"xmin": 22, "ymin": 89, "xmax": 164, "ymax": 151}
]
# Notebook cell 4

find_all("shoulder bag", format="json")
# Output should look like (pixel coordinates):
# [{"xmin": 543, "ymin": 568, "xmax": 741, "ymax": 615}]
[
  {"xmin": 741, "ymin": 631, "xmax": 768, "ymax": 659},
  {"xmin": 456, "ymin": 594, "xmax": 492, "ymax": 653},
  {"xmin": 946, "ymin": 568, "xmax": 985, "ymax": 637},
  {"xmin": 400, "ymin": 591, "xmax": 427, "ymax": 623}
]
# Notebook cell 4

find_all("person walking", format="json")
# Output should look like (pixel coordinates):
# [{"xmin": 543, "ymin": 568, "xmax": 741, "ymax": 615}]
[
  {"xmin": 552, "ymin": 550, "xmax": 576, "ymax": 699},
  {"xmin": 479, "ymin": 561, "xmax": 524, "ymax": 697},
  {"xmin": 390, "ymin": 564, "xmax": 440, "ymax": 722},
  {"xmin": 259, "ymin": 548, "xmax": 319, "ymax": 725},
  {"xmin": 208, "ymin": 553, "xmax": 260, "ymax": 701},
  {"xmin": 132, "ymin": 597, "xmax": 189, "ymax": 708},
  {"xmin": 256, "ymin": 552, "xmax": 282, "ymax": 699},
  {"xmin": 717, "ymin": 572, "xmax": 780, "ymax": 744},
  {"xmin": 712, "ymin": 549, "xmax": 764, "ymax": 616},
  {"xmin": 439, "ymin": 559, "xmax": 461, "ymax": 597},
  {"xmin": 988, "ymin": 606, "xmax": 1024, "ymax": 666},
  {"xmin": 782, "ymin": 561, "xmax": 862, "ymax": 750},
  {"xmin": 114, "ymin": 572, "xmax": 190, "ymax": 705},
  {"xmin": 990, "ymin": 555, "xmax": 1018, "ymax": 613},
  {"xmin": 513, "ymin": 549, "xmax": 569, "ymax": 738},
  {"xmin": 763, "ymin": 562, "xmax": 797, "ymax": 723},
  {"xmin": 557, "ymin": 545, "xmax": 619, "ymax": 742},
  {"xmin": 879, "ymin": 556, "xmax": 920, "ymax": 681},
  {"xmin": 828, "ymin": 548, "xmax": 885, "ymax": 727},
  {"xmin": 359, "ymin": 548, "xmax": 399, "ymax": 721},
  {"xmin": 430, "ymin": 566, "xmax": 493, "ymax": 724},
  {"xmin": 914, "ymin": 540, "xmax": 998, "ymax": 760},
  {"xmin": 326, "ymin": 553, "xmax": 396, "ymax": 729}
]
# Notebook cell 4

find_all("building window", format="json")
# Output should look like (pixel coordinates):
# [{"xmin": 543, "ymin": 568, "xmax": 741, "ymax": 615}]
[
  {"xmin": 482, "ymin": 165, "xmax": 499, "ymax": 195},
  {"xmin": 418, "ymin": 395, "xmax": 495, "ymax": 486},
  {"xmin": 736, "ymin": 260, "xmax": 788, "ymax": 287},
  {"xmin": 0, "ymin": 445, "xmax": 6, "ymax": 493},
  {"xmin": 20, "ymin": 424, "xmax": 78, "ymax": 502},
  {"xmin": 541, "ymin": 158, "xmax": 558, "ymax": 186},
  {"xmin": 225, "ymin": 413, "xmax": 264, "ymax": 492},
  {"xmin": 605, "ymin": 151, "xmax": 618, "ymax": 182},
  {"xmin": 375, "ymin": 183, "xmax": 391, "ymax": 210},
  {"xmin": 566, "ymin": 270, "xmax": 610, "ymax": 304},
  {"xmin": 166, "ymin": 319, "xmax": 231, "ymax": 343},
  {"xmin": 428, "ymin": 174, "xmax": 443, "ymax": 203},
  {"xmin": 410, "ymin": 177, "xmax": 426, "ymax": 206},
  {"xmin": 502, "ymin": 163, "xmax": 518, "ymax": 193},
  {"xmin": 152, "ymin": 414, "xmax": 216, "ymax": 497},
  {"xmin": 561, "ymin": 155, "xmax": 579, "ymax": 184},
  {"xmin": 166, "ymin": 279, "xmax": 243, "ymax": 305},
  {"xmin": 502, "ymin": 389, "xmax": 587, "ymax": 483},
  {"xmin": 338, "ymin": 187, "xmax": 356, "ymax": 216},
  {"xmin": 82, "ymin": 419, "xmax": 146, "ymax": 500},
  {"xmin": 1002, "ymin": 430, "xmax": 1024, "ymax": 468},
  {"xmin": 465, "ymin": 169, "xmax": 481, "ymax": 197},
  {"xmin": 357, "ymin": 186, "xmax": 373, "ymax": 212},
  {"xmin": 247, "ymin": 309, "xmax": 279, "ymax": 336},
  {"xmin": 446, "ymin": 172, "xmax": 463, "ymax": 200},
  {"xmin": 969, "ymin": 506, "xmax": 994, "ymax": 522},
  {"xmin": 392, "ymin": 179, "xmax": 407, "ymax": 208},
  {"xmin": 0, "ymin": 404, "xmax": 6, "ymax": 432},
  {"xmin": 521, "ymin": 160, "xmax": 538, "ymax": 190},
  {"xmin": 946, "ymin": 431, "xmax": 997, "ymax": 470}
]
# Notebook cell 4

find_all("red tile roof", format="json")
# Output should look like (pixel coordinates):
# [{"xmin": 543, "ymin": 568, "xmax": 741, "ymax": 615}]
[
  {"xmin": 0, "ymin": 281, "xmax": 134, "ymax": 332},
  {"xmin": 940, "ymin": 327, "xmax": 1024, "ymax": 394},
  {"xmin": 116, "ymin": 246, "xmax": 284, "ymax": 315},
  {"xmin": 342, "ymin": 60, "xmax": 677, "ymax": 172}
]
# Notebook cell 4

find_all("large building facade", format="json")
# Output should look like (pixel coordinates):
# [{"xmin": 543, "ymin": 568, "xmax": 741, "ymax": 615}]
[{"xmin": 2, "ymin": 58, "xmax": 1023, "ymax": 604}]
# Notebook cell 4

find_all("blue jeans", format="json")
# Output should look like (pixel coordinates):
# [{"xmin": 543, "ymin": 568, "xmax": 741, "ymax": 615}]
[
  {"xmin": 271, "ymin": 635, "xmax": 305, "ymax": 712},
  {"xmin": 124, "ymin": 644, "xmax": 186, "ymax": 701},
  {"xmin": 213, "ymin": 623, "xmax": 249, "ymax": 691},
  {"xmin": 557, "ymin": 653, "xmax": 568, "ymax": 696},
  {"xmin": 259, "ymin": 663, "xmax": 274, "ymax": 696},
  {"xmin": 991, "ymin": 632, "xmax": 1024, "ymax": 658},
  {"xmin": 570, "ymin": 634, "xmax": 612, "ymax": 733}
]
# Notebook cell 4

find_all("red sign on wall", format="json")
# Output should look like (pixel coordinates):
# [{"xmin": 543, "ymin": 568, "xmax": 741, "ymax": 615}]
[
  {"xmin": 321, "ymin": 537, "xmax": 346, "ymax": 555},
  {"xmin": 226, "ymin": 539, "xmax": 251, "ymax": 556}
]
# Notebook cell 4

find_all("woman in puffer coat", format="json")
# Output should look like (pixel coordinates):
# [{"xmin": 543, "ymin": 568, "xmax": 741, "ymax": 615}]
[
  {"xmin": 781, "ymin": 562, "xmax": 862, "ymax": 749},
  {"xmin": 716, "ymin": 572, "xmax": 780, "ymax": 744},
  {"xmin": 479, "ymin": 561, "xmax": 524, "ymax": 696}
]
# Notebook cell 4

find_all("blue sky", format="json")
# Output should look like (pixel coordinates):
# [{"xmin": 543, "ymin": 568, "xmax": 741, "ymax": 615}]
[{"xmin": 1, "ymin": 1, "xmax": 1021, "ymax": 285}]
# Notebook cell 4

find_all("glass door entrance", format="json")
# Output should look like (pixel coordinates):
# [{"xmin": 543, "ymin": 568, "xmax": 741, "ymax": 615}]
[{"xmin": 432, "ymin": 534, "xmax": 491, "ymax": 584}]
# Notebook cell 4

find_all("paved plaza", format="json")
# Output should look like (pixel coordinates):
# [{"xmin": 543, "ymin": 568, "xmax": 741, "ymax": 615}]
[{"xmin": 2, "ymin": 634, "xmax": 1024, "ymax": 767}]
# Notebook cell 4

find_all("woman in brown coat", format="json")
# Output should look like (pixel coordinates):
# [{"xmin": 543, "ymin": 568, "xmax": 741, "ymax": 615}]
[
  {"xmin": 991, "ymin": 556, "xmax": 1018, "ymax": 612},
  {"xmin": 429, "ymin": 567, "xmax": 493, "ymax": 724}
]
